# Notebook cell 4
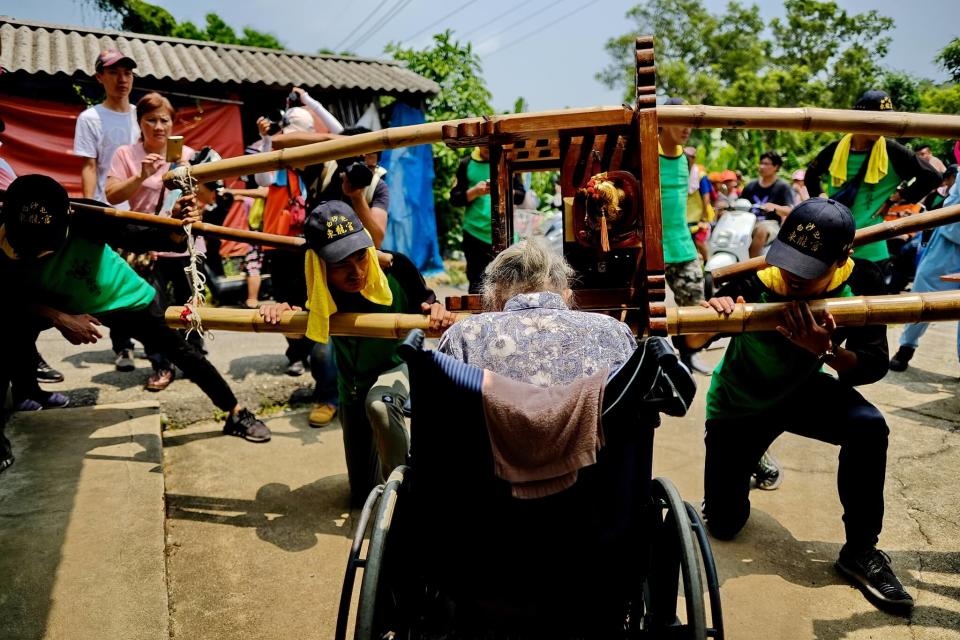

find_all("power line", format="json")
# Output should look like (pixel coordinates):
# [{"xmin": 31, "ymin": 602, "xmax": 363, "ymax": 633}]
[
  {"xmin": 334, "ymin": 0, "xmax": 393, "ymax": 51},
  {"xmin": 472, "ymin": 0, "xmax": 572, "ymax": 51},
  {"xmin": 484, "ymin": 0, "xmax": 599, "ymax": 58},
  {"xmin": 343, "ymin": 0, "xmax": 416, "ymax": 52},
  {"xmin": 458, "ymin": 1, "xmax": 544, "ymax": 41},
  {"xmin": 402, "ymin": 0, "xmax": 480, "ymax": 44}
]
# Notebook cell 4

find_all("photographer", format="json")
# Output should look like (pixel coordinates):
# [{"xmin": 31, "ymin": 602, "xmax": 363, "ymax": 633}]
[{"xmin": 273, "ymin": 126, "xmax": 389, "ymax": 249}]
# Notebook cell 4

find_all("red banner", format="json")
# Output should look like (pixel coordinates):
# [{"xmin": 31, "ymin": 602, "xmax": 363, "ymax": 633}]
[{"xmin": 0, "ymin": 96, "xmax": 244, "ymax": 197}]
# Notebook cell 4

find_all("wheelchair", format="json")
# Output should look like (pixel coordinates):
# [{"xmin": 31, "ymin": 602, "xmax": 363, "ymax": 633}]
[{"xmin": 336, "ymin": 331, "xmax": 724, "ymax": 639}]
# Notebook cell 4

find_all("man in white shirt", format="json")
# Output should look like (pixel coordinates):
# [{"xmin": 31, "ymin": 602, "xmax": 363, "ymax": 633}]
[
  {"xmin": 73, "ymin": 49, "xmax": 138, "ymax": 204},
  {"xmin": 73, "ymin": 48, "xmax": 140, "ymax": 370}
]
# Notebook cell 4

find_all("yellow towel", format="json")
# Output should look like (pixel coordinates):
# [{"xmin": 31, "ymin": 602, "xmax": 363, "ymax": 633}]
[
  {"xmin": 0, "ymin": 225, "xmax": 16, "ymax": 260},
  {"xmin": 658, "ymin": 142, "xmax": 683, "ymax": 157},
  {"xmin": 757, "ymin": 258, "xmax": 854, "ymax": 296},
  {"xmin": 304, "ymin": 243, "xmax": 393, "ymax": 343},
  {"xmin": 828, "ymin": 134, "xmax": 888, "ymax": 187}
]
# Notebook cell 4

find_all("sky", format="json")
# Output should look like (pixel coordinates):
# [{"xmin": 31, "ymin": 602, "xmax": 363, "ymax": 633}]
[{"xmin": 1, "ymin": 0, "xmax": 955, "ymax": 112}]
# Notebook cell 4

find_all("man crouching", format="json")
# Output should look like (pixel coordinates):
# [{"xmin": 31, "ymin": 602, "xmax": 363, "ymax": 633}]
[{"xmin": 692, "ymin": 197, "xmax": 912, "ymax": 615}]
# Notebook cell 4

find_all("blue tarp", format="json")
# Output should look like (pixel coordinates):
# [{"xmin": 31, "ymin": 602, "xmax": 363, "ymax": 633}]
[{"xmin": 381, "ymin": 103, "xmax": 444, "ymax": 274}]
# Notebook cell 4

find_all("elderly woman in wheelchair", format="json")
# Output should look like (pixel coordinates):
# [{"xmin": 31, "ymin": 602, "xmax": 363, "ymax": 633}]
[{"xmin": 336, "ymin": 239, "xmax": 723, "ymax": 640}]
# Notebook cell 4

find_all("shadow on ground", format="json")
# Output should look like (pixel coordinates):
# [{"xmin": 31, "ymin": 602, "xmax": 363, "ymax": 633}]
[
  {"xmin": 0, "ymin": 404, "xmax": 160, "ymax": 639},
  {"xmin": 167, "ymin": 473, "xmax": 352, "ymax": 552}
]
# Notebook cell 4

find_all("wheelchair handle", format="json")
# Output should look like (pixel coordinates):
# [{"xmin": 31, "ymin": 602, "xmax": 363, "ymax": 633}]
[{"xmin": 398, "ymin": 329, "xmax": 426, "ymax": 361}]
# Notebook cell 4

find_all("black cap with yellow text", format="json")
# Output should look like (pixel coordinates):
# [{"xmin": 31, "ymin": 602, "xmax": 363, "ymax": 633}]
[
  {"xmin": 303, "ymin": 200, "xmax": 372, "ymax": 263},
  {"xmin": 765, "ymin": 197, "xmax": 856, "ymax": 279}
]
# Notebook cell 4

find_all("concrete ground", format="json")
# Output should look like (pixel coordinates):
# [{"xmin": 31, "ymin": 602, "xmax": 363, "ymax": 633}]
[{"xmin": 1, "ymin": 304, "xmax": 958, "ymax": 639}]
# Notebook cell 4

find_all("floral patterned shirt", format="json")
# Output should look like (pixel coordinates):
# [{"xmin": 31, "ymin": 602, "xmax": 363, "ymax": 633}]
[{"xmin": 437, "ymin": 292, "xmax": 638, "ymax": 387}]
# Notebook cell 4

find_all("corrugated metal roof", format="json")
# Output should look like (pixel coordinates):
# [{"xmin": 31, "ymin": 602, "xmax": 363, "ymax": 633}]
[{"xmin": 0, "ymin": 16, "xmax": 439, "ymax": 97}]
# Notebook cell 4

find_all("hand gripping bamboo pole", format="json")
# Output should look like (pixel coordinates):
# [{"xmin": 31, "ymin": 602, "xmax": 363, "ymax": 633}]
[
  {"xmin": 710, "ymin": 204, "xmax": 960, "ymax": 284},
  {"xmin": 164, "ymin": 306, "xmax": 471, "ymax": 338},
  {"xmin": 648, "ymin": 290, "xmax": 960, "ymax": 335},
  {"xmin": 70, "ymin": 201, "xmax": 305, "ymax": 251}
]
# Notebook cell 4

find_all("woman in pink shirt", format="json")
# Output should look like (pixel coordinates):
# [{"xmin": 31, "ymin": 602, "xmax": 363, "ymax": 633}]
[{"xmin": 105, "ymin": 92, "xmax": 201, "ymax": 392}]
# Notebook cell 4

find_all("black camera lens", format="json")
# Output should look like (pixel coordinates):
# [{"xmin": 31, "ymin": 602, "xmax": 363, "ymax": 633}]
[{"xmin": 345, "ymin": 162, "xmax": 373, "ymax": 189}]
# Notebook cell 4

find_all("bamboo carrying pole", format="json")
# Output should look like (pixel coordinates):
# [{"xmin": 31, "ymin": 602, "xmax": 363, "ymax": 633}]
[
  {"xmin": 649, "ymin": 290, "xmax": 960, "ymax": 335},
  {"xmin": 710, "ymin": 204, "xmax": 960, "ymax": 283},
  {"xmin": 171, "ymin": 291, "xmax": 960, "ymax": 338},
  {"xmin": 69, "ymin": 201, "xmax": 305, "ymax": 251},
  {"xmin": 657, "ymin": 105, "xmax": 960, "ymax": 138},
  {"xmin": 164, "ymin": 306, "xmax": 471, "ymax": 339},
  {"xmin": 164, "ymin": 106, "xmax": 960, "ymax": 187}
]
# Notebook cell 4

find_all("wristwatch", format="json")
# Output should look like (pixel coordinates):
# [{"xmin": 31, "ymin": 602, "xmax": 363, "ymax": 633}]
[{"xmin": 818, "ymin": 347, "xmax": 837, "ymax": 362}]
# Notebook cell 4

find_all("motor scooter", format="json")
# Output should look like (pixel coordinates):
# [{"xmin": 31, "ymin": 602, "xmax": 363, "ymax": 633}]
[{"xmin": 703, "ymin": 198, "xmax": 771, "ymax": 295}]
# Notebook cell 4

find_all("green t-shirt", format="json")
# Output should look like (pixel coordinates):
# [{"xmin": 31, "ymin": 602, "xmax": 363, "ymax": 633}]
[
  {"xmin": 462, "ymin": 158, "xmax": 492, "ymax": 244},
  {"xmin": 660, "ymin": 152, "xmax": 698, "ymax": 264},
  {"xmin": 705, "ymin": 285, "xmax": 853, "ymax": 420},
  {"xmin": 827, "ymin": 152, "xmax": 901, "ymax": 262},
  {"xmin": 332, "ymin": 273, "xmax": 410, "ymax": 400},
  {"xmin": 21, "ymin": 236, "xmax": 156, "ymax": 314}
]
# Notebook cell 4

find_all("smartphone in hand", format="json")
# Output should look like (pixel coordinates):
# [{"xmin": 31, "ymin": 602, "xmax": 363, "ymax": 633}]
[{"xmin": 166, "ymin": 135, "xmax": 184, "ymax": 162}]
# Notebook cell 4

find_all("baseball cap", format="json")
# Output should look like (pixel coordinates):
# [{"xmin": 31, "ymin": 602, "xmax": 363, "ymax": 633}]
[
  {"xmin": 765, "ymin": 197, "xmax": 856, "ymax": 280},
  {"xmin": 303, "ymin": 200, "xmax": 373, "ymax": 263},
  {"xmin": 95, "ymin": 49, "xmax": 137, "ymax": 72},
  {"xmin": 854, "ymin": 89, "xmax": 894, "ymax": 112},
  {"xmin": 2, "ymin": 174, "xmax": 71, "ymax": 259}
]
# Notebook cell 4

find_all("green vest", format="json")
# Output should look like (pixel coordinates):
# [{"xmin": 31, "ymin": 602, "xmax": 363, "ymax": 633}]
[
  {"xmin": 827, "ymin": 152, "xmax": 900, "ymax": 262},
  {"xmin": 705, "ymin": 284, "xmax": 853, "ymax": 420},
  {"xmin": 26, "ymin": 236, "xmax": 156, "ymax": 314},
  {"xmin": 660, "ymin": 153, "xmax": 698, "ymax": 264},
  {"xmin": 462, "ymin": 159, "xmax": 492, "ymax": 244},
  {"xmin": 332, "ymin": 274, "xmax": 409, "ymax": 400}
]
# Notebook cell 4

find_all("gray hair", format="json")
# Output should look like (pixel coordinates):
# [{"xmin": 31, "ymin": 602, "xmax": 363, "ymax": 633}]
[{"xmin": 481, "ymin": 238, "xmax": 575, "ymax": 311}]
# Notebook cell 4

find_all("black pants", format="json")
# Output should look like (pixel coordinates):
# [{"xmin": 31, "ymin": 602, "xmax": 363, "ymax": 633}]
[
  {"xmin": 147, "ymin": 256, "xmax": 205, "ymax": 369},
  {"xmin": 462, "ymin": 231, "xmax": 496, "ymax": 295},
  {"xmin": 10, "ymin": 297, "xmax": 237, "ymax": 412},
  {"xmin": 703, "ymin": 372, "xmax": 888, "ymax": 550},
  {"xmin": 264, "ymin": 250, "xmax": 312, "ymax": 363}
]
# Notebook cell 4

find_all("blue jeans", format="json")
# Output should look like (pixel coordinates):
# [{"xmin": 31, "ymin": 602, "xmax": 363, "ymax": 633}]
[
  {"xmin": 898, "ymin": 230, "xmax": 960, "ymax": 361},
  {"xmin": 309, "ymin": 340, "xmax": 338, "ymax": 405}
]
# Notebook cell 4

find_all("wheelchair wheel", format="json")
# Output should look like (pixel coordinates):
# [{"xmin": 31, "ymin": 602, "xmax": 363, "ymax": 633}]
[
  {"xmin": 642, "ymin": 477, "xmax": 708, "ymax": 639},
  {"xmin": 334, "ymin": 466, "xmax": 408, "ymax": 640},
  {"xmin": 685, "ymin": 503, "xmax": 724, "ymax": 640}
]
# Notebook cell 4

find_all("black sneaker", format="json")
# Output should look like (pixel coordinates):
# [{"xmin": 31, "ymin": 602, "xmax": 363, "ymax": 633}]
[
  {"xmin": 222, "ymin": 408, "xmax": 271, "ymax": 443},
  {"xmin": 286, "ymin": 360, "xmax": 306, "ymax": 377},
  {"xmin": 680, "ymin": 352, "xmax": 713, "ymax": 376},
  {"xmin": 836, "ymin": 546, "xmax": 914, "ymax": 615},
  {"xmin": 752, "ymin": 451, "xmax": 783, "ymax": 491},
  {"xmin": 889, "ymin": 346, "xmax": 915, "ymax": 372},
  {"xmin": 37, "ymin": 357, "xmax": 65, "ymax": 383}
]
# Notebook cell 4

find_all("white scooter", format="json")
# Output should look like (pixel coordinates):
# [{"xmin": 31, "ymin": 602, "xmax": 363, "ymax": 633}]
[{"xmin": 703, "ymin": 198, "xmax": 772, "ymax": 296}]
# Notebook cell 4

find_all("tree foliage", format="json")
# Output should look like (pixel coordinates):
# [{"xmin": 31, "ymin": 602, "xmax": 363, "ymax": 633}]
[
  {"xmin": 597, "ymin": 0, "xmax": 901, "ymax": 172},
  {"xmin": 385, "ymin": 31, "xmax": 494, "ymax": 254},
  {"xmin": 86, "ymin": 0, "xmax": 282, "ymax": 48},
  {"xmin": 939, "ymin": 38, "xmax": 960, "ymax": 84}
]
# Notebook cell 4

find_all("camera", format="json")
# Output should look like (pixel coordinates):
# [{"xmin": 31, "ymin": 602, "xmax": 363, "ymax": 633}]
[
  {"xmin": 338, "ymin": 156, "xmax": 373, "ymax": 189},
  {"xmin": 262, "ymin": 108, "xmax": 285, "ymax": 136}
]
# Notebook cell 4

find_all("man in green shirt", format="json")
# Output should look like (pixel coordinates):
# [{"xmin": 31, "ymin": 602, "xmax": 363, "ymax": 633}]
[
  {"xmin": 659, "ymin": 97, "xmax": 709, "ymax": 374},
  {"xmin": 449, "ymin": 147, "xmax": 527, "ymax": 293},
  {"xmin": 691, "ymin": 198, "xmax": 912, "ymax": 616},
  {"xmin": 259, "ymin": 201, "xmax": 457, "ymax": 503},
  {"xmin": 1, "ymin": 175, "xmax": 271, "ymax": 444},
  {"xmin": 804, "ymin": 90, "xmax": 940, "ymax": 285}
]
